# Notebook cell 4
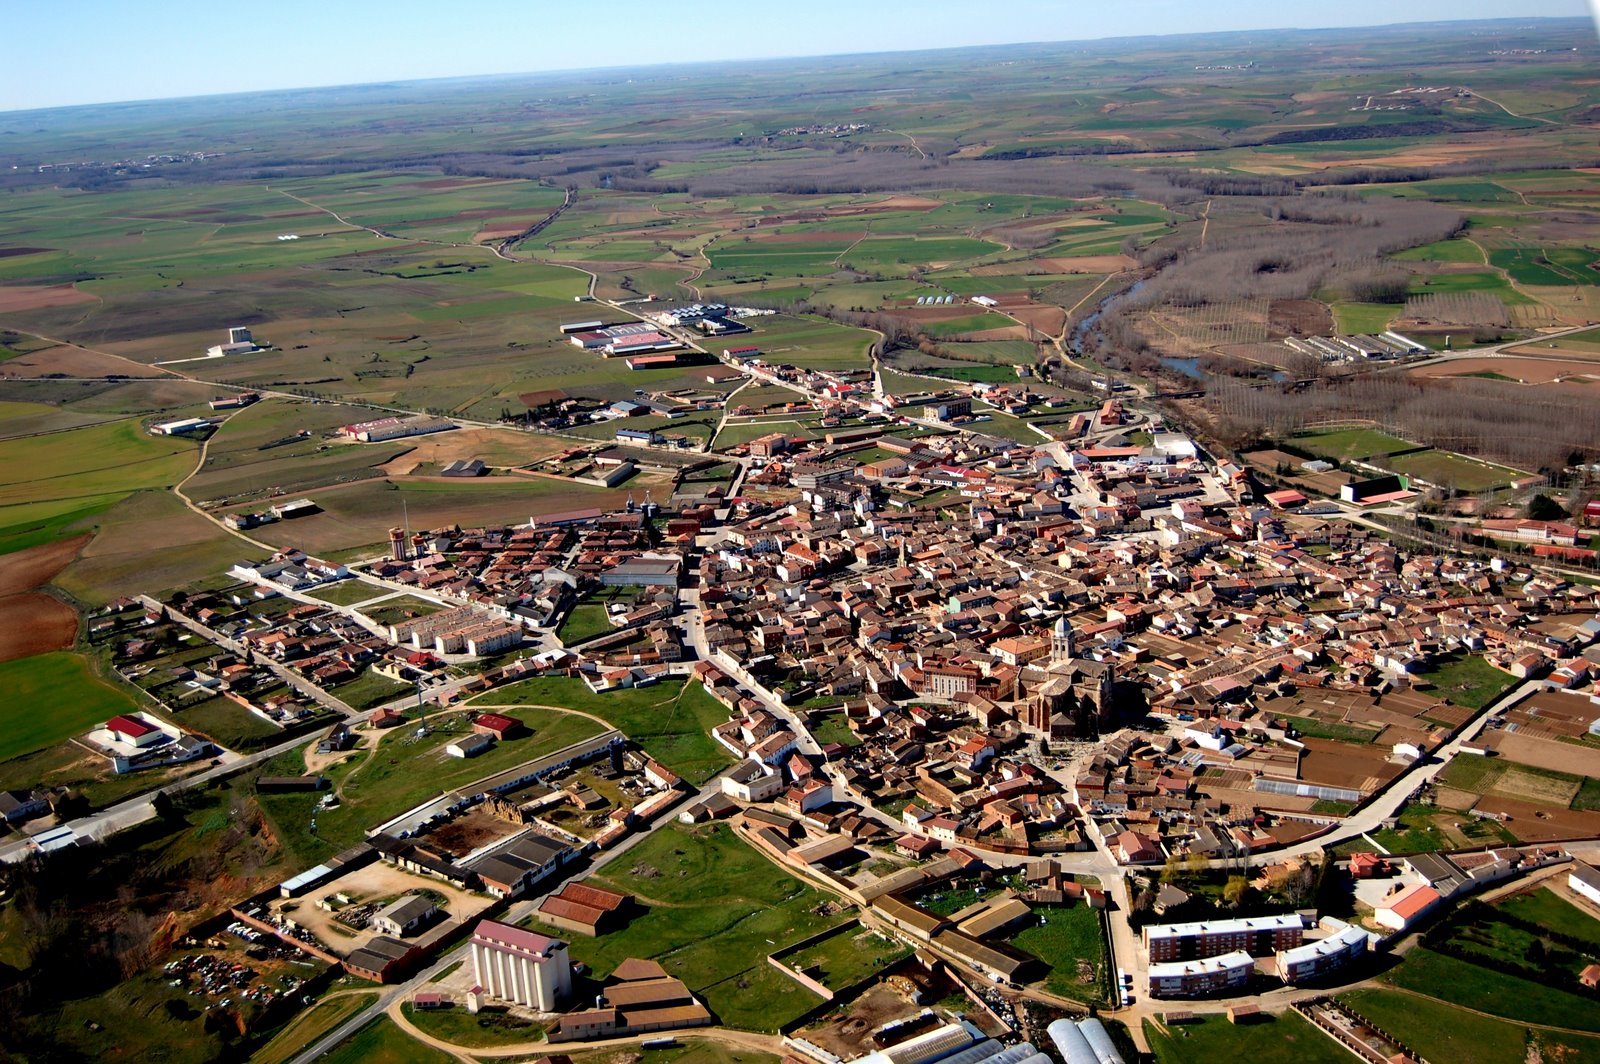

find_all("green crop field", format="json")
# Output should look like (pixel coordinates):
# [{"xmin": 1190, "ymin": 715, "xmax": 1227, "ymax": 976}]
[
  {"xmin": 0, "ymin": 652, "xmax": 144, "ymax": 762},
  {"xmin": 1145, "ymin": 1011, "xmax": 1353, "ymax": 1064},
  {"xmin": 1330, "ymin": 302, "xmax": 1398, "ymax": 335},
  {"xmin": 475, "ymin": 677, "xmax": 732, "ymax": 784},
  {"xmin": 519, "ymin": 821, "xmax": 845, "ymax": 1031}
]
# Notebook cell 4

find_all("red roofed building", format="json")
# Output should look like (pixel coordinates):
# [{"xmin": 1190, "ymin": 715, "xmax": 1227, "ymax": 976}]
[
  {"xmin": 537, "ymin": 882, "xmax": 632, "ymax": 936},
  {"xmin": 1374, "ymin": 883, "xmax": 1441, "ymax": 931},
  {"xmin": 106, "ymin": 714, "xmax": 163, "ymax": 748},
  {"xmin": 473, "ymin": 713, "xmax": 526, "ymax": 740}
]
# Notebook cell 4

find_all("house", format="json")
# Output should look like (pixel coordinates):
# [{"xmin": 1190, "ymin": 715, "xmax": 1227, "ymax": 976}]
[
  {"xmin": 0, "ymin": 789, "xmax": 50, "ymax": 824},
  {"xmin": 371, "ymin": 895, "xmax": 440, "ymax": 938},
  {"xmin": 470, "ymin": 921, "xmax": 572, "ymax": 1011},
  {"xmin": 447, "ymin": 733, "xmax": 496, "ymax": 758}
]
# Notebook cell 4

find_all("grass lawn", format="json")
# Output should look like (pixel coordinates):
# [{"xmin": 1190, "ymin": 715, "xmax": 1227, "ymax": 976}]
[
  {"xmin": 400, "ymin": 1002, "xmax": 543, "ymax": 1047},
  {"xmin": 1411, "ymin": 653, "xmax": 1514, "ymax": 710},
  {"xmin": 809, "ymin": 712, "xmax": 862, "ymax": 748},
  {"xmin": 321, "ymin": 1016, "xmax": 454, "ymax": 1064},
  {"xmin": 252, "ymin": 992, "xmax": 379, "ymax": 1064},
  {"xmin": 0, "ymin": 651, "xmax": 144, "ymax": 762},
  {"xmin": 1145, "ymin": 1011, "xmax": 1353, "ymax": 1064},
  {"xmin": 329, "ymin": 666, "xmax": 416, "ymax": 711},
  {"xmin": 1382, "ymin": 946, "xmax": 1600, "ymax": 1030},
  {"xmin": 520, "ymin": 821, "xmax": 844, "ymax": 1031},
  {"xmin": 557, "ymin": 602, "xmax": 614, "ymax": 645},
  {"xmin": 782, "ymin": 926, "xmax": 912, "ymax": 991},
  {"xmin": 477, "ymin": 677, "xmax": 733, "ymax": 784},
  {"xmin": 1009, "ymin": 903, "xmax": 1109, "ymax": 1005}
]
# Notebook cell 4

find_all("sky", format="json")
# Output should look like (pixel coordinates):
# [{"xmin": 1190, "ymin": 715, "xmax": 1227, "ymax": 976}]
[{"xmin": 3, "ymin": 0, "xmax": 1595, "ymax": 112}]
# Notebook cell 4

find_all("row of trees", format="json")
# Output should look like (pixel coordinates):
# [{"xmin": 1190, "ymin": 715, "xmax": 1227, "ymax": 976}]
[{"xmin": 1202, "ymin": 373, "xmax": 1600, "ymax": 476}]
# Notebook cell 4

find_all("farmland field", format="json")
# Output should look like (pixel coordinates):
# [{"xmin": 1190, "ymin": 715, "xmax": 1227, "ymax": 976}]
[{"xmin": 0, "ymin": 651, "xmax": 143, "ymax": 762}]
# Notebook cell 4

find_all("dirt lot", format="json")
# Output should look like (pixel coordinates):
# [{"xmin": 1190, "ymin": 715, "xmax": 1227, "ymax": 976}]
[
  {"xmin": 268, "ymin": 861, "xmax": 484, "ymax": 954},
  {"xmin": 1298, "ymin": 738, "xmax": 1404, "ymax": 793},
  {"xmin": 1268, "ymin": 299, "xmax": 1334, "ymax": 338},
  {"xmin": 1472, "ymin": 795, "xmax": 1600, "ymax": 842},
  {"xmin": 425, "ymin": 808, "xmax": 520, "ymax": 858},
  {"xmin": 798, "ymin": 982, "xmax": 926, "ymax": 1060},
  {"xmin": 1484, "ymin": 733, "xmax": 1598, "ymax": 776}
]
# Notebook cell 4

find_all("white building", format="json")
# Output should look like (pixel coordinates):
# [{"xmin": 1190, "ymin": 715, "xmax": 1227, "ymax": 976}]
[
  {"xmin": 1276, "ymin": 919, "xmax": 1371, "ymax": 983},
  {"xmin": 470, "ymin": 920, "xmax": 572, "ymax": 1011},
  {"xmin": 1570, "ymin": 863, "xmax": 1600, "ymax": 909}
]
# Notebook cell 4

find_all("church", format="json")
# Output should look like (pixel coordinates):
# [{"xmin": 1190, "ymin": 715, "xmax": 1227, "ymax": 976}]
[{"xmin": 1016, "ymin": 617, "xmax": 1116, "ymax": 741}]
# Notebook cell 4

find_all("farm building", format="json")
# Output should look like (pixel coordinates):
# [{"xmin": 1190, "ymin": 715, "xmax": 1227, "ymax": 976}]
[
  {"xmin": 371, "ymin": 895, "xmax": 440, "ymax": 938},
  {"xmin": 441, "ymin": 459, "xmax": 487, "ymax": 477},
  {"xmin": 340, "ymin": 415, "xmax": 455, "ymax": 443},
  {"xmin": 470, "ymin": 921, "xmax": 572, "ymax": 1011},
  {"xmin": 446, "ymin": 733, "xmax": 495, "ymax": 758}
]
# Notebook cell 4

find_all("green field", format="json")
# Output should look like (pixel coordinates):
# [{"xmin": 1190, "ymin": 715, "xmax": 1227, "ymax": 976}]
[
  {"xmin": 521, "ymin": 822, "xmax": 844, "ymax": 1031},
  {"xmin": 1289, "ymin": 427, "xmax": 1416, "ymax": 461},
  {"xmin": 477, "ymin": 677, "xmax": 733, "ymax": 784},
  {"xmin": 1008, "ymin": 903, "xmax": 1109, "ymax": 1004},
  {"xmin": 1145, "ymin": 1011, "xmax": 1353, "ymax": 1064},
  {"xmin": 0, "ymin": 652, "xmax": 143, "ymax": 762},
  {"xmin": 1381, "ymin": 449, "xmax": 1526, "ymax": 492},
  {"xmin": 781, "ymin": 926, "xmax": 912, "ymax": 991},
  {"xmin": 1330, "ymin": 302, "xmax": 1398, "ymax": 335},
  {"xmin": 1381, "ymin": 946, "xmax": 1600, "ymax": 1030},
  {"xmin": 1340, "ymin": 990, "xmax": 1528, "ymax": 1064},
  {"xmin": 556, "ymin": 601, "xmax": 614, "ymax": 645},
  {"xmin": 1411, "ymin": 653, "xmax": 1515, "ymax": 710},
  {"xmin": 399, "ymin": 1002, "xmax": 543, "ymax": 1047}
]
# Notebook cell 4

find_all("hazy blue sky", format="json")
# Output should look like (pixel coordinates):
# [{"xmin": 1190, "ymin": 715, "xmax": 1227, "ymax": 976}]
[{"xmin": 4, "ymin": 0, "xmax": 1594, "ymax": 112}]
